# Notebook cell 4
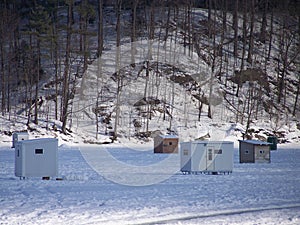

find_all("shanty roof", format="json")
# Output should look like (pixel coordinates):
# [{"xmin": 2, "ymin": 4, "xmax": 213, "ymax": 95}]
[
  {"xmin": 13, "ymin": 132, "xmax": 29, "ymax": 135},
  {"xmin": 239, "ymin": 140, "xmax": 271, "ymax": 146},
  {"xmin": 159, "ymin": 135, "xmax": 178, "ymax": 139},
  {"xmin": 186, "ymin": 141, "xmax": 234, "ymax": 144}
]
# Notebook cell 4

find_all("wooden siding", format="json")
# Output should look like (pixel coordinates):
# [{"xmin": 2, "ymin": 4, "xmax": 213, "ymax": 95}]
[
  {"xmin": 154, "ymin": 136, "xmax": 178, "ymax": 154},
  {"xmin": 239, "ymin": 142, "xmax": 255, "ymax": 163},
  {"xmin": 239, "ymin": 140, "xmax": 271, "ymax": 163},
  {"xmin": 254, "ymin": 145, "xmax": 270, "ymax": 163}
]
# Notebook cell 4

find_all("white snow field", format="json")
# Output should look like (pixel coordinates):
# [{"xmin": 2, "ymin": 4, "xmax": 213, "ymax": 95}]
[{"xmin": 1, "ymin": 143, "xmax": 300, "ymax": 225}]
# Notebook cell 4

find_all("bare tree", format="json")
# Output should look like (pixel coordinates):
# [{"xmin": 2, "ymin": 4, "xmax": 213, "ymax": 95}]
[
  {"xmin": 293, "ymin": 70, "xmax": 300, "ymax": 117},
  {"xmin": 207, "ymin": 0, "xmax": 213, "ymax": 38},
  {"xmin": 218, "ymin": 0, "xmax": 228, "ymax": 74},
  {"xmin": 259, "ymin": 0, "xmax": 268, "ymax": 43},
  {"xmin": 0, "ymin": 1, "xmax": 19, "ymax": 116},
  {"xmin": 208, "ymin": 0, "xmax": 218, "ymax": 119},
  {"xmin": 61, "ymin": 0, "xmax": 74, "ymax": 134},
  {"xmin": 131, "ymin": 0, "xmax": 139, "ymax": 64},
  {"xmin": 98, "ymin": 0, "xmax": 104, "ymax": 57},
  {"xmin": 277, "ymin": 19, "xmax": 299, "ymax": 104},
  {"xmin": 78, "ymin": 0, "xmax": 96, "ymax": 95},
  {"xmin": 267, "ymin": 3, "xmax": 275, "ymax": 60},
  {"xmin": 240, "ymin": 0, "xmax": 248, "ymax": 72},
  {"xmin": 52, "ymin": 0, "xmax": 60, "ymax": 121},
  {"xmin": 113, "ymin": 0, "xmax": 122, "ymax": 141},
  {"xmin": 233, "ymin": 0, "xmax": 239, "ymax": 58},
  {"xmin": 80, "ymin": 0, "xmax": 95, "ymax": 70},
  {"xmin": 247, "ymin": 0, "xmax": 255, "ymax": 64},
  {"xmin": 293, "ymin": 14, "xmax": 300, "ymax": 116},
  {"xmin": 244, "ymin": 82, "xmax": 259, "ymax": 138}
]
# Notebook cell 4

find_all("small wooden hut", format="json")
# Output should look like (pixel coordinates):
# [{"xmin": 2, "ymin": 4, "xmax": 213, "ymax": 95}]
[
  {"xmin": 239, "ymin": 140, "xmax": 271, "ymax": 163},
  {"xmin": 154, "ymin": 135, "xmax": 178, "ymax": 154}
]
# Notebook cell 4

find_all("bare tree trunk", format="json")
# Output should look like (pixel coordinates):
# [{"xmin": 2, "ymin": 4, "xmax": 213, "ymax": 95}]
[
  {"xmin": 259, "ymin": 0, "xmax": 268, "ymax": 43},
  {"xmin": 7, "ymin": 50, "xmax": 11, "ymax": 115},
  {"xmin": 82, "ymin": 1, "xmax": 88, "ymax": 74},
  {"xmin": 148, "ymin": 0, "xmax": 155, "ymax": 58},
  {"xmin": 277, "ymin": 9, "xmax": 289, "ymax": 104},
  {"xmin": 187, "ymin": 1, "xmax": 193, "ymax": 56},
  {"xmin": 26, "ymin": 79, "xmax": 34, "ymax": 127},
  {"xmin": 240, "ymin": 0, "xmax": 247, "ymax": 71},
  {"xmin": 113, "ymin": 0, "xmax": 122, "ymax": 141},
  {"xmin": 247, "ymin": 0, "xmax": 255, "ymax": 64},
  {"xmin": 163, "ymin": 4, "xmax": 171, "ymax": 43},
  {"xmin": 0, "ymin": 1, "xmax": 6, "ymax": 115},
  {"xmin": 218, "ymin": 0, "xmax": 227, "ymax": 74},
  {"xmin": 222, "ymin": 0, "xmax": 227, "ymax": 33},
  {"xmin": 233, "ymin": 0, "xmax": 239, "ymax": 58},
  {"xmin": 208, "ymin": 1, "xmax": 217, "ymax": 119},
  {"xmin": 234, "ymin": 1, "xmax": 247, "ymax": 98},
  {"xmin": 267, "ymin": 9, "xmax": 274, "ymax": 60},
  {"xmin": 245, "ymin": 83, "xmax": 256, "ymax": 137},
  {"xmin": 295, "ymin": 16, "xmax": 300, "ymax": 115},
  {"xmin": 131, "ymin": 0, "xmax": 138, "ymax": 64},
  {"xmin": 79, "ymin": 13, "xmax": 83, "ymax": 52},
  {"xmin": 48, "ymin": 0, "xmax": 60, "ymax": 121},
  {"xmin": 95, "ymin": 93, "xmax": 100, "ymax": 139},
  {"xmin": 198, "ymin": 90, "xmax": 203, "ymax": 122},
  {"xmin": 293, "ymin": 77, "xmax": 300, "ymax": 116},
  {"xmin": 0, "ymin": 40, "xmax": 5, "ymax": 115},
  {"xmin": 33, "ymin": 39, "xmax": 40, "ymax": 125},
  {"xmin": 207, "ymin": 0, "xmax": 212, "ymax": 38},
  {"xmin": 61, "ymin": 1, "xmax": 73, "ymax": 134},
  {"xmin": 144, "ymin": 61, "xmax": 149, "ymax": 98},
  {"xmin": 54, "ymin": 18, "xmax": 59, "ymax": 120},
  {"xmin": 98, "ymin": 0, "xmax": 103, "ymax": 57}
]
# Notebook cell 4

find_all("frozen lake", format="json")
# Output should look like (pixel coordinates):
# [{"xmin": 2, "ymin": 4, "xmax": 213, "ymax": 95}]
[{"xmin": 0, "ymin": 144, "xmax": 300, "ymax": 224}]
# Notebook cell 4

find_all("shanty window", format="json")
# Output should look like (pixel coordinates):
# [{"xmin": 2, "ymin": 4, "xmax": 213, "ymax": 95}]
[
  {"xmin": 183, "ymin": 149, "xmax": 189, "ymax": 155},
  {"xmin": 208, "ymin": 149, "xmax": 213, "ymax": 160},
  {"xmin": 214, "ymin": 149, "xmax": 222, "ymax": 154},
  {"xmin": 169, "ymin": 142, "xmax": 172, "ymax": 145},
  {"xmin": 245, "ymin": 150, "xmax": 249, "ymax": 154},
  {"xmin": 35, "ymin": 149, "xmax": 44, "ymax": 154},
  {"xmin": 260, "ymin": 150, "xmax": 265, "ymax": 154}
]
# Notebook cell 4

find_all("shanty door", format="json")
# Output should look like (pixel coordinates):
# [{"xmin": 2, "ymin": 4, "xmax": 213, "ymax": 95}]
[{"xmin": 206, "ymin": 147, "xmax": 216, "ymax": 171}]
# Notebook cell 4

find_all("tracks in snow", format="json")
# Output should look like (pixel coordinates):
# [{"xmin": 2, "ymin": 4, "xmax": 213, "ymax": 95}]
[{"xmin": 134, "ymin": 204, "xmax": 300, "ymax": 225}]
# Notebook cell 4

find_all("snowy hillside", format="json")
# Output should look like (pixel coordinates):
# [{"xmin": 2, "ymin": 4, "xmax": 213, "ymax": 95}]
[{"xmin": 1, "ymin": 3, "xmax": 299, "ymax": 145}]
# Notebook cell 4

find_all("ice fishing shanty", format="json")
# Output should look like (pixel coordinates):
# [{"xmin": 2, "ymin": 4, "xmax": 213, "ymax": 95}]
[
  {"xmin": 12, "ymin": 132, "xmax": 29, "ymax": 148},
  {"xmin": 239, "ymin": 140, "xmax": 271, "ymax": 163},
  {"xmin": 180, "ymin": 141, "xmax": 234, "ymax": 174},
  {"xmin": 154, "ymin": 135, "xmax": 179, "ymax": 153},
  {"xmin": 15, "ymin": 138, "xmax": 58, "ymax": 179}
]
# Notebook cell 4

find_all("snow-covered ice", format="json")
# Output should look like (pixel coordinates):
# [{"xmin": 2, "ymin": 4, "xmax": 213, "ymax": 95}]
[{"xmin": 1, "ymin": 142, "xmax": 300, "ymax": 225}]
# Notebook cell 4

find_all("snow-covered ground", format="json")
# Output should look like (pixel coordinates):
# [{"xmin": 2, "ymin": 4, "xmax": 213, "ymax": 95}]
[{"xmin": 1, "ymin": 142, "xmax": 300, "ymax": 225}]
